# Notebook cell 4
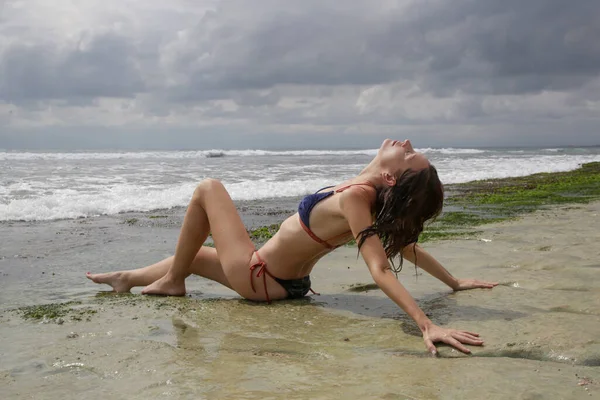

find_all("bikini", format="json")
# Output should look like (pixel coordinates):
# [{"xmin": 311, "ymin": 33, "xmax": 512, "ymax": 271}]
[
  {"xmin": 249, "ymin": 182, "xmax": 375, "ymax": 303},
  {"xmin": 298, "ymin": 182, "xmax": 375, "ymax": 248}
]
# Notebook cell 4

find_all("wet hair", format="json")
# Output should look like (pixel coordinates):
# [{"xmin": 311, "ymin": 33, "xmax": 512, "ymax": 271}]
[{"xmin": 357, "ymin": 165, "xmax": 444, "ymax": 274}]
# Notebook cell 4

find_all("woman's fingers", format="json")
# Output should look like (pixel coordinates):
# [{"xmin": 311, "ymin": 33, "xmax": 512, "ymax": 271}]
[
  {"xmin": 456, "ymin": 279, "xmax": 498, "ymax": 290},
  {"xmin": 454, "ymin": 330, "xmax": 484, "ymax": 345},
  {"xmin": 463, "ymin": 279, "xmax": 498, "ymax": 289},
  {"xmin": 454, "ymin": 333, "xmax": 484, "ymax": 346},
  {"xmin": 458, "ymin": 331, "xmax": 481, "ymax": 341},
  {"xmin": 424, "ymin": 326, "xmax": 485, "ymax": 356},
  {"xmin": 446, "ymin": 337, "xmax": 471, "ymax": 354},
  {"xmin": 424, "ymin": 338, "xmax": 438, "ymax": 356},
  {"xmin": 476, "ymin": 280, "xmax": 497, "ymax": 288},
  {"xmin": 461, "ymin": 330, "xmax": 480, "ymax": 337}
]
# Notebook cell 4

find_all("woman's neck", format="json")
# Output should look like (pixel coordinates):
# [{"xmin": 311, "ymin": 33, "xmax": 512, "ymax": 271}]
[{"xmin": 357, "ymin": 162, "xmax": 386, "ymax": 189}]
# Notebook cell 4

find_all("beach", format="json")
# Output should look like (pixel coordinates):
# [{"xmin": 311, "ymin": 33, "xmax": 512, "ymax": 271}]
[
  {"xmin": 1, "ymin": 196, "xmax": 599, "ymax": 399},
  {"xmin": 1, "ymin": 150, "xmax": 599, "ymax": 399},
  {"xmin": 3, "ymin": 0, "xmax": 600, "ymax": 397}
]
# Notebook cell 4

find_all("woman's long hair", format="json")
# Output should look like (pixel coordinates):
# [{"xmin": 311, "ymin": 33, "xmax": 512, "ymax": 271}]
[{"xmin": 357, "ymin": 165, "xmax": 444, "ymax": 274}]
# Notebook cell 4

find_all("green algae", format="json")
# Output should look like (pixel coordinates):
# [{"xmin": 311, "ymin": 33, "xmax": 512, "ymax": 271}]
[
  {"xmin": 92, "ymin": 292, "xmax": 204, "ymax": 312},
  {"xmin": 419, "ymin": 228, "xmax": 481, "ymax": 243},
  {"xmin": 17, "ymin": 301, "xmax": 97, "ymax": 322},
  {"xmin": 19, "ymin": 302, "xmax": 78, "ymax": 320},
  {"xmin": 448, "ymin": 162, "xmax": 600, "ymax": 209},
  {"xmin": 435, "ymin": 211, "xmax": 504, "ymax": 227},
  {"xmin": 345, "ymin": 283, "xmax": 380, "ymax": 292},
  {"xmin": 203, "ymin": 224, "xmax": 282, "ymax": 247},
  {"xmin": 418, "ymin": 162, "xmax": 600, "ymax": 243},
  {"xmin": 11, "ymin": 295, "xmax": 234, "ymax": 326},
  {"xmin": 247, "ymin": 223, "xmax": 280, "ymax": 242}
]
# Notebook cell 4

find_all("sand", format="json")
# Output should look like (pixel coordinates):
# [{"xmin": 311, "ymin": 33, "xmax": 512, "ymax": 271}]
[{"xmin": 1, "ymin": 202, "xmax": 599, "ymax": 399}]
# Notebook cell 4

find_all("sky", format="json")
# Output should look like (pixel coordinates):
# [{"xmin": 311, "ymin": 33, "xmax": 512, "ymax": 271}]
[{"xmin": 0, "ymin": 0, "xmax": 599, "ymax": 150}]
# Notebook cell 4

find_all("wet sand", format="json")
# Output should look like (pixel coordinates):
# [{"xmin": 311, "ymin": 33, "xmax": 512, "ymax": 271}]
[{"xmin": 1, "ymin": 201, "xmax": 599, "ymax": 399}]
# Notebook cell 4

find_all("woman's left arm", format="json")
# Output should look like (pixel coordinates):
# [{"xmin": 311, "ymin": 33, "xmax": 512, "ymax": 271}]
[{"xmin": 402, "ymin": 244, "xmax": 498, "ymax": 291}]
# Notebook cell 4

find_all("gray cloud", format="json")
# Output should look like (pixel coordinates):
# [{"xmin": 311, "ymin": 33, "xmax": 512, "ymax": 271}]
[
  {"xmin": 0, "ymin": 0, "xmax": 599, "ymax": 148},
  {"xmin": 0, "ymin": 33, "xmax": 145, "ymax": 103},
  {"xmin": 165, "ymin": 0, "xmax": 600, "ymax": 98}
]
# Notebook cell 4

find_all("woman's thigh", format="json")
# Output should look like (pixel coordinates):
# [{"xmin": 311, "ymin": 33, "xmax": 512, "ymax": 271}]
[
  {"xmin": 191, "ymin": 246, "xmax": 288, "ymax": 301},
  {"xmin": 189, "ymin": 246, "xmax": 232, "ymax": 290},
  {"xmin": 197, "ymin": 179, "xmax": 286, "ymax": 300}
]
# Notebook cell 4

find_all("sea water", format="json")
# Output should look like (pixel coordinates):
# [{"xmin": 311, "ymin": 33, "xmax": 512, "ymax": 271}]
[{"xmin": 2, "ymin": 146, "xmax": 600, "ymax": 221}]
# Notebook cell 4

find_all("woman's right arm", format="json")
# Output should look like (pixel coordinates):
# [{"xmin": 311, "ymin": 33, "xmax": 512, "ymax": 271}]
[
  {"xmin": 339, "ymin": 189, "xmax": 484, "ymax": 355},
  {"xmin": 402, "ymin": 244, "xmax": 498, "ymax": 291}
]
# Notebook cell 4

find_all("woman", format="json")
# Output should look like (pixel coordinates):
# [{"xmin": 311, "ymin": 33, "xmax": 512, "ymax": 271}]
[{"xmin": 87, "ymin": 139, "xmax": 497, "ymax": 355}]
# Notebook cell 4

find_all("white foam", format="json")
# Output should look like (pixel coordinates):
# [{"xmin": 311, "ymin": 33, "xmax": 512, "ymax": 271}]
[
  {"xmin": 0, "ymin": 147, "xmax": 493, "ymax": 160},
  {"xmin": 437, "ymin": 155, "xmax": 600, "ymax": 184},
  {"xmin": 0, "ymin": 178, "xmax": 339, "ymax": 221},
  {"xmin": 0, "ymin": 149, "xmax": 380, "ymax": 161},
  {"xmin": 419, "ymin": 148, "xmax": 487, "ymax": 155},
  {"xmin": 2, "ymin": 150, "xmax": 599, "ymax": 222}
]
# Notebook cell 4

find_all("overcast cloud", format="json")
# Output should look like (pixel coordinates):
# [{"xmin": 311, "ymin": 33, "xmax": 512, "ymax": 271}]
[{"xmin": 1, "ymin": 0, "xmax": 599, "ymax": 149}]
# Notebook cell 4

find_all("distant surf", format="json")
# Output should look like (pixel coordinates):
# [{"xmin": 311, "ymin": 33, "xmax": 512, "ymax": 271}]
[{"xmin": 2, "ymin": 147, "xmax": 600, "ymax": 221}]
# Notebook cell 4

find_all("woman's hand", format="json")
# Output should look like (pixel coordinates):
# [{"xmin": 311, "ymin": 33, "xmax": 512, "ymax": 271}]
[
  {"xmin": 422, "ymin": 323, "xmax": 484, "ymax": 355},
  {"xmin": 453, "ymin": 278, "xmax": 498, "ymax": 291}
]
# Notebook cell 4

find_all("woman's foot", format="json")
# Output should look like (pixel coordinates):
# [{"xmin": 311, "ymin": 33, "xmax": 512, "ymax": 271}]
[
  {"xmin": 86, "ymin": 271, "xmax": 132, "ymax": 293},
  {"xmin": 141, "ymin": 275, "xmax": 186, "ymax": 296}
]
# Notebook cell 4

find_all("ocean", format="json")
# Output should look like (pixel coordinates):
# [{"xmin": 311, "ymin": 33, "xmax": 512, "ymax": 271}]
[{"xmin": 2, "ymin": 146, "xmax": 600, "ymax": 222}]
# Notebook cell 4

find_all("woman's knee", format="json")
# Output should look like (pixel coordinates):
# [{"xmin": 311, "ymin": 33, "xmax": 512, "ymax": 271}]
[{"xmin": 192, "ymin": 178, "xmax": 223, "ymax": 204}]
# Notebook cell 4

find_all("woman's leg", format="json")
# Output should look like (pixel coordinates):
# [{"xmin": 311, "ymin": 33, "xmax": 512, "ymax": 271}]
[
  {"xmin": 86, "ymin": 246, "xmax": 232, "ymax": 293},
  {"xmin": 141, "ymin": 179, "xmax": 286, "ymax": 299}
]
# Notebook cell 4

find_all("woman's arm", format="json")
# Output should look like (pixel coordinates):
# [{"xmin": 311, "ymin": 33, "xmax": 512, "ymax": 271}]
[
  {"xmin": 402, "ymin": 244, "xmax": 459, "ymax": 289},
  {"xmin": 339, "ymin": 189, "xmax": 484, "ymax": 354},
  {"xmin": 402, "ymin": 244, "xmax": 498, "ymax": 291}
]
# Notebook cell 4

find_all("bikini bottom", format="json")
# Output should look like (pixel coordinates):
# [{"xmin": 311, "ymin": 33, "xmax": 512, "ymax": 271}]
[{"xmin": 249, "ymin": 251, "xmax": 318, "ymax": 304}]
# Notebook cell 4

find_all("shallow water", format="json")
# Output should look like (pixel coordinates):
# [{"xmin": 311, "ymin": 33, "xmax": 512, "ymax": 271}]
[{"xmin": 1, "ymin": 203, "xmax": 599, "ymax": 399}]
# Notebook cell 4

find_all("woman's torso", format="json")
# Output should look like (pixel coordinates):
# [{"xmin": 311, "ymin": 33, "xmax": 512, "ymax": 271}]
[{"xmin": 258, "ymin": 180, "xmax": 376, "ymax": 279}]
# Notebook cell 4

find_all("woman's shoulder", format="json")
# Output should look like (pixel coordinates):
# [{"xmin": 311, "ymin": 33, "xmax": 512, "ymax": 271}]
[{"xmin": 337, "ymin": 183, "xmax": 377, "ymax": 210}]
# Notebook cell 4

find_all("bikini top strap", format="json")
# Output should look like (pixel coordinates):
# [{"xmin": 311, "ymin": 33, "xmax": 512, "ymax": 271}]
[
  {"xmin": 335, "ymin": 181, "xmax": 375, "ymax": 193},
  {"xmin": 314, "ymin": 185, "xmax": 336, "ymax": 194}
]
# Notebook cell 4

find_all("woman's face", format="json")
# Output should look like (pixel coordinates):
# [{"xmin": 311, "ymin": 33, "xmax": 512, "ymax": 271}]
[{"xmin": 378, "ymin": 139, "xmax": 429, "ymax": 174}]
